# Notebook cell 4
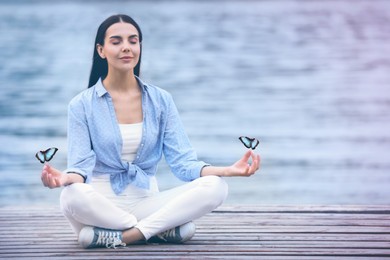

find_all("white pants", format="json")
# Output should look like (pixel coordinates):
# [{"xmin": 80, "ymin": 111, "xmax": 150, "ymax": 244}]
[{"xmin": 60, "ymin": 175, "xmax": 228, "ymax": 240}]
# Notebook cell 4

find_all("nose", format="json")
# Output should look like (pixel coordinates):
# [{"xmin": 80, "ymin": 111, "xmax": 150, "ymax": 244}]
[
  {"xmin": 121, "ymin": 41, "xmax": 132, "ymax": 52},
  {"xmin": 122, "ymin": 44, "xmax": 130, "ymax": 52}
]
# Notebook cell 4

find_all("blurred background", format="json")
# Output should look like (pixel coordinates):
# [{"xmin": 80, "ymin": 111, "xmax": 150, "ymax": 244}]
[{"xmin": 0, "ymin": 0, "xmax": 389, "ymax": 207}]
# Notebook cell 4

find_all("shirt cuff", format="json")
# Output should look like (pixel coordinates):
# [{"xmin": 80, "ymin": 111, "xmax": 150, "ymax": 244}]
[{"xmin": 64, "ymin": 168, "xmax": 88, "ymax": 183}]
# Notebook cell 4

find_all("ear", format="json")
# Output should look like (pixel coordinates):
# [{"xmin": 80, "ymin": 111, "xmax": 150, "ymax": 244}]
[{"xmin": 96, "ymin": 44, "xmax": 106, "ymax": 59}]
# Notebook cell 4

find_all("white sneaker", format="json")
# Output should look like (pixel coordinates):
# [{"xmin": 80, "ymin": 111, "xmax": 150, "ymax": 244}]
[
  {"xmin": 78, "ymin": 226, "xmax": 126, "ymax": 249},
  {"xmin": 148, "ymin": 222, "xmax": 196, "ymax": 244}
]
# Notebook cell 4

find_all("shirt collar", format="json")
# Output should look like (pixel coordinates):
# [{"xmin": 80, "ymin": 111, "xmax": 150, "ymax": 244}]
[
  {"xmin": 95, "ymin": 79, "xmax": 107, "ymax": 97},
  {"xmin": 94, "ymin": 76, "xmax": 148, "ymax": 98},
  {"xmin": 135, "ymin": 75, "xmax": 148, "ymax": 92}
]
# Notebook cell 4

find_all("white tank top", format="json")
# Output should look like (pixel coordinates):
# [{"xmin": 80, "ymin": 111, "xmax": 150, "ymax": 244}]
[
  {"xmin": 118, "ymin": 122, "xmax": 143, "ymax": 162},
  {"xmin": 112, "ymin": 122, "xmax": 159, "ymax": 193},
  {"xmin": 91, "ymin": 121, "xmax": 159, "ymax": 204}
]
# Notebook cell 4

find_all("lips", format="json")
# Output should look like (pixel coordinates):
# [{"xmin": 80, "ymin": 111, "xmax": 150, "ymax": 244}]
[{"xmin": 120, "ymin": 56, "xmax": 133, "ymax": 60}]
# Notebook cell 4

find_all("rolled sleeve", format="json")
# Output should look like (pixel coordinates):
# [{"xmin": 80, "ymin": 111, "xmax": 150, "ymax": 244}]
[{"xmin": 65, "ymin": 97, "xmax": 96, "ymax": 183}]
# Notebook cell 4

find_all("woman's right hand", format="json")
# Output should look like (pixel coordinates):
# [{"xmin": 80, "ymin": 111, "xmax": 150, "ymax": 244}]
[{"xmin": 41, "ymin": 164, "xmax": 68, "ymax": 189}]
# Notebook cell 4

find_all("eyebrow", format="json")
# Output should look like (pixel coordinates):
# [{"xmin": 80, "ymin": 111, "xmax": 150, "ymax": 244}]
[{"xmin": 109, "ymin": 34, "xmax": 139, "ymax": 40}]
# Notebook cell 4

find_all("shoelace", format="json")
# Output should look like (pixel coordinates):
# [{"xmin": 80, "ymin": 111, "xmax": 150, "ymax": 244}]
[
  {"xmin": 96, "ymin": 230, "xmax": 126, "ymax": 249},
  {"xmin": 157, "ymin": 227, "xmax": 180, "ymax": 243}
]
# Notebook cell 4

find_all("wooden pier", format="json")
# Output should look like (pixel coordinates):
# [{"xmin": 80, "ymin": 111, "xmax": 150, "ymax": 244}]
[{"xmin": 1, "ymin": 205, "xmax": 390, "ymax": 259}]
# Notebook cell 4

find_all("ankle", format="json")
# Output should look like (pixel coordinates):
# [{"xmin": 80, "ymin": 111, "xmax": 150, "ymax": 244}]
[{"xmin": 122, "ymin": 227, "xmax": 145, "ymax": 244}]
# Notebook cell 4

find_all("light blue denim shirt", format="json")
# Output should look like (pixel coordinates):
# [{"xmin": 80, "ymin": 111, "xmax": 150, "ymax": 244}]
[{"xmin": 66, "ymin": 77, "xmax": 208, "ymax": 194}]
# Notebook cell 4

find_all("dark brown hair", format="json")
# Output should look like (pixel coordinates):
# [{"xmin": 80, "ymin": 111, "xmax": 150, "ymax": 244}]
[{"xmin": 88, "ymin": 14, "xmax": 143, "ymax": 88}]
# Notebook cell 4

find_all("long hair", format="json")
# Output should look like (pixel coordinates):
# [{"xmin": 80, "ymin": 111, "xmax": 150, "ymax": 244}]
[{"xmin": 88, "ymin": 14, "xmax": 143, "ymax": 88}]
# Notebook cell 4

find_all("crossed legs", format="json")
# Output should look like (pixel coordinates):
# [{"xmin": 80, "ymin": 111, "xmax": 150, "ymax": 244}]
[{"xmin": 60, "ymin": 176, "xmax": 228, "ymax": 244}]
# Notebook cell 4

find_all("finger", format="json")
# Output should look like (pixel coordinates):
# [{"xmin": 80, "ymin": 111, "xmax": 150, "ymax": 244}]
[
  {"xmin": 53, "ymin": 178, "xmax": 60, "ymax": 188},
  {"xmin": 252, "ymin": 153, "xmax": 259, "ymax": 171},
  {"xmin": 45, "ymin": 164, "xmax": 54, "ymax": 175},
  {"xmin": 54, "ymin": 176, "xmax": 63, "ymax": 187},
  {"xmin": 41, "ymin": 170, "xmax": 49, "ymax": 187},
  {"xmin": 248, "ymin": 163, "xmax": 256, "ymax": 175},
  {"xmin": 254, "ymin": 154, "xmax": 261, "ymax": 171},
  {"xmin": 248, "ymin": 152, "xmax": 257, "ymax": 173},
  {"xmin": 242, "ymin": 150, "xmax": 252, "ymax": 162},
  {"xmin": 249, "ymin": 153, "xmax": 260, "ymax": 174},
  {"xmin": 47, "ymin": 165, "xmax": 62, "ymax": 178},
  {"xmin": 42, "ymin": 165, "xmax": 50, "ymax": 179},
  {"xmin": 46, "ymin": 172, "xmax": 53, "ymax": 187},
  {"xmin": 51, "ymin": 174, "xmax": 60, "ymax": 189},
  {"xmin": 243, "ymin": 164, "xmax": 250, "ymax": 176},
  {"xmin": 45, "ymin": 173, "xmax": 52, "ymax": 188},
  {"xmin": 48, "ymin": 174, "xmax": 57, "ymax": 189}
]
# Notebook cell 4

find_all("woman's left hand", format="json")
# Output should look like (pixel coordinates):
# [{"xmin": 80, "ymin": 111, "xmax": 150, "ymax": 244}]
[
  {"xmin": 226, "ymin": 150, "xmax": 260, "ymax": 177},
  {"xmin": 41, "ymin": 164, "xmax": 68, "ymax": 189}
]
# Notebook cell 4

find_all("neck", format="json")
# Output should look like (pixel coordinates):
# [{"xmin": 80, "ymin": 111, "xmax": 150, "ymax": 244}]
[{"xmin": 103, "ymin": 70, "xmax": 138, "ymax": 93}]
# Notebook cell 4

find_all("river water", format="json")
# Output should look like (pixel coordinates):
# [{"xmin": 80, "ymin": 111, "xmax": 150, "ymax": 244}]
[{"xmin": 0, "ymin": 0, "xmax": 389, "ymax": 206}]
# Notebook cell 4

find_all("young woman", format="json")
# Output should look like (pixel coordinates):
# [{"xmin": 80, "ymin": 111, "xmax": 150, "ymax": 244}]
[{"xmin": 41, "ymin": 14, "xmax": 260, "ymax": 249}]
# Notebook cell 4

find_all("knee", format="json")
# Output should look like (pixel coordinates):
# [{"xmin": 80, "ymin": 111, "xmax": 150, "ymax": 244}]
[
  {"xmin": 199, "ymin": 176, "xmax": 228, "ymax": 208},
  {"xmin": 60, "ymin": 183, "xmax": 91, "ymax": 215}
]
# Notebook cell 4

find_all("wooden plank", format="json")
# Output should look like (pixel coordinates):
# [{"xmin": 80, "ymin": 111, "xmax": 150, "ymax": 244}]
[
  {"xmin": 217, "ymin": 205, "xmax": 390, "ymax": 213},
  {"xmin": 3, "ymin": 204, "xmax": 390, "ymax": 214},
  {"xmin": 2, "ymin": 226, "xmax": 389, "ymax": 234},
  {"xmin": 2, "ymin": 240, "xmax": 390, "ymax": 249},
  {"xmin": 1, "ymin": 205, "xmax": 390, "ymax": 259}
]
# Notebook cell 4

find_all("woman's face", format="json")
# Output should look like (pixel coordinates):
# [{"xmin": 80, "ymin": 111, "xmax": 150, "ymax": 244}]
[{"xmin": 97, "ymin": 22, "xmax": 141, "ymax": 74}]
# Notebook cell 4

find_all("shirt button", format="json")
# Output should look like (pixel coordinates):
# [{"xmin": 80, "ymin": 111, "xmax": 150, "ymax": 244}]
[{"xmin": 141, "ymin": 143, "xmax": 144, "ymax": 146}]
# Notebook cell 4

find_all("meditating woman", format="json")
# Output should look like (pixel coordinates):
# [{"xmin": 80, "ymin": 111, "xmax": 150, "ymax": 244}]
[{"xmin": 40, "ymin": 14, "xmax": 260, "ymax": 249}]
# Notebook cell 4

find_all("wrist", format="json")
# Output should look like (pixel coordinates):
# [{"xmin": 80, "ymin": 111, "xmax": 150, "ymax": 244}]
[
  {"xmin": 65, "ymin": 172, "xmax": 86, "ymax": 185},
  {"xmin": 223, "ymin": 166, "xmax": 232, "ymax": 177},
  {"xmin": 63, "ymin": 173, "xmax": 71, "ymax": 186}
]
